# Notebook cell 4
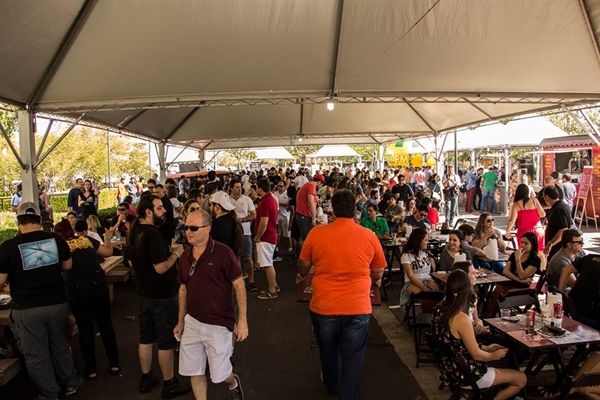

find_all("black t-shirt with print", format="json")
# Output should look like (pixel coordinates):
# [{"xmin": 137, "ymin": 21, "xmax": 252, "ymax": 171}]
[
  {"xmin": 128, "ymin": 224, "xmax": 178, "ymax": 299},
  {"xmin": 0, "ymin": 230, "xmax": 71, "ymax": 309},
  {"xmin": 63, "ymin": 236, "xmax": 104, "ymax": 284}
]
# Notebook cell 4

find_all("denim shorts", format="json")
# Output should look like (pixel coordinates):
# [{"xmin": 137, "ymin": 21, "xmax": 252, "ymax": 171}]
[
  {"xmin": 241, "ymin": 235, "xmax": 253, "ymax": 258},
  {"xmin": 138, "ymin": 295, "xmax": 178, "ymax": 350}
]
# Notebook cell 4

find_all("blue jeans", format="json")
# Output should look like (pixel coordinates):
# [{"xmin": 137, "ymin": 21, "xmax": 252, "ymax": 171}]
[
  {"xmin": 444, "ymin": 196, "xmax": 457, "ymax": 226},
  {"xmin": 473, "ymin": 257, "xmax": 505, "ymax": 274},
  {"xmin": 310, "ymin": 311, "xmax": 371, "ymax": 400},
  {"xmin": 481, "ymin": 189, "xmax": 495, "ymax": 213}
]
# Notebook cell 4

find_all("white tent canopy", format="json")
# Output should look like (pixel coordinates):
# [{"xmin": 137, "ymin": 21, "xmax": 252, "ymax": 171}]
[
  {"xmin": 405, "ymin": 117, "xmax": 569, "ymax": 154},
  {"xmin": 309, "ymin": 145, "xmax": 361, "ymax": 158},
  {"xmin": 0, "ymin": 0, "xmax": 599, "ymax": 151},
  {"xmin": 253, "ymin": 147, "xmax": 295, "ymax": 160}
]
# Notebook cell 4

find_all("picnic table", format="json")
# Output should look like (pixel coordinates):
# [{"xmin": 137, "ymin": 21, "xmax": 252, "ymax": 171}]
[
  {"xmin": 101, "ymin": 256, "xmax": 128, "ymax": 302},
  {"xmin": 485, "ymin": 316, "xmax": 600, "ymax": 390}
]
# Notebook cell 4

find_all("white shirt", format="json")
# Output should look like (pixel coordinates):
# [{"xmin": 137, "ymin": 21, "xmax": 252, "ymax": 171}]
[
  {"xmin": 401, "ymin": 251, "xmax": 433, "ymax": 283},
  {"xmin": 241, "ymin": 175, "xmax": 250, "ymax": 184},
  {"xmin": 230, "ymin": 194, "xmax": 255, "ymax": 236},
  {"xmin": 170, "ymin": 197, "xmax": 182, "ymax": 218},
  {"xmin": 274, "ymin": 190, "xmax": 290, "ymax": 220},
  {"xmin": 295, "ymin": 175, "xmax": 309, "ymax": 189}
]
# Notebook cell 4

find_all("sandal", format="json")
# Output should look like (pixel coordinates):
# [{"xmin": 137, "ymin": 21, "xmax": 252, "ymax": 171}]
[{"xmin": 86, "ymin": 371, "xmax": 98, "ymax": 380}]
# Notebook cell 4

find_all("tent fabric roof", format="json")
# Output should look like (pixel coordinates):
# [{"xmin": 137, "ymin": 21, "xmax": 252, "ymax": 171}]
[
  {"xmin": 404, "ymin": 117, "xmax": 568, "ymax": 154},
  {"xmin": 1, "ymin": 0, "xmax": 599, "ymax": 150},
  {"xmin": 310, "ymin": 145, "xmax": 360, "ymax": 158},
  {"xmin": 253, "ymin": 147, "xmax": 295, "ymax": 160}
]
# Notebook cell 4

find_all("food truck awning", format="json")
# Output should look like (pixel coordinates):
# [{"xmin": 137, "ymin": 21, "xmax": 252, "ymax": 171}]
[{"xmin": 540, "ymin": 135, "xmax": 599, "ymax": 148}]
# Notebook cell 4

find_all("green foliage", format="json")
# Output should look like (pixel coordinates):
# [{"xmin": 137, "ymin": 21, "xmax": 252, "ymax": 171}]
[
  {"xmin": 0, "ymin": 110, "xmax": 18, "ymax": 137},
  {"xmin": 98, "ymin": 206, "xmax": 118, "ymax": 227},
  {"xmin": 216, "ymin": 149, "xmax": 256, "ymax": 169},
  {"xmin": 545, "ymin": 108, "xmax": 600, "ymax": 135},
  {"xmin": 98, "ymin": 189, "xmax": 117, "ymax": 209},
  {"xmin": 49, "ymin": 194, "xmax": 68, "ymax": 213},
  {"xmin": 284, "ymin": 145, "xmax": 320, "ymax": 164},
  {"xmin": 0, "ymin": 228, "xmax": 18, "ymax": 245}
]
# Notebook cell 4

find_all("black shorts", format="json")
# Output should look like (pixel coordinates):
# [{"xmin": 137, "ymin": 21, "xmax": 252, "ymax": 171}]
[{"xmin": 138, "ymin": 295, "xmax": 178, "ymax": 350}]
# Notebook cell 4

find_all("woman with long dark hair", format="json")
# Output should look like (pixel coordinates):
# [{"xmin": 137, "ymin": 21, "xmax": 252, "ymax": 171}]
[
  {"xmin": 78, "ymin": 179, "xmax": 98, "ymax": 221},
  {"xmin": 399, "ymin": 228, "xmax": 438, "ymax": 305},
  {"xmin": 54, "ymin": 219, "xmax": 120, "ymax": 379},
  {"xmin": 432, "ymin": 270, "xmax": 526, "ymax": 398},
  {"xmin": 505, "ymin": 184, "xmax": 545, "ymax": 250}
]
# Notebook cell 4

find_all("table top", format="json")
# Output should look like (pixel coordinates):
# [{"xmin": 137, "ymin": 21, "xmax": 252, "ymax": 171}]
[
  {"xmin": 431, "ymin": 269, "xmax": 512, "ymax": 285},
  {"xmin": 381, "ymin": 237, "xmax": 406, "ymax": 248},
  {"xmin": 101, "ymin": 256, "xmax": 124, "ymax": 273},
  {"xmin": 478, "ymin": 250, "xmax": 513, "ymax": 263},
  {"xmin": 484, "ymin": 316, "xmax": 600, "ymax": 349}
]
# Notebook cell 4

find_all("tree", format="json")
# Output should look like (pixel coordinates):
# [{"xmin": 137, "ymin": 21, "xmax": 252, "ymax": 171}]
[
  {"xmin": 545, "ymin": 108, "xmax": 600, "ymax": 135},
  {"xmin": 284, "ymin": 145, "xmax": 320, "ymax": 165}
]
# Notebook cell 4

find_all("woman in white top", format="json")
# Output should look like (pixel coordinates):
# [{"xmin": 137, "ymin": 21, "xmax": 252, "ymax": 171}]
[
  {"xmin": 167, "ymin": 186, "xmax": 183, "ymax": 219},
  {"xmin": 399, "ymin": 228, "xmax": 438, "ymax": 305}
]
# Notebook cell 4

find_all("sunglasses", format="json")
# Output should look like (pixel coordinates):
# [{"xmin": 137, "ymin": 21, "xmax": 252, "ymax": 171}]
[
  {"xmin": 184, "ymin": 224, "xmax": 209, "ymax": 232},
  {"xmin": 188, "ymin": 207, "xmax": 200, "ymax": 212},
  {"xmin": 117, "ymin": 208, "xmax": 127, "ymax": 211},
  {"xmin": 420, "ymin": 213, "xmax": 428, "ymax": 217},
  {"xmin": 570, "ymin": 240, "xmax": 584, "ymax": 245},
  {"xmin": 147, "ymin": 186, "xmax": 155, "ymax": 190},
  {"xmin": 278, "ymin": 185, "xmax": 285, "ymax": 188},
  {"xmin": 486, "ymin": 219, "xmax": 494, "ymax": 222}
]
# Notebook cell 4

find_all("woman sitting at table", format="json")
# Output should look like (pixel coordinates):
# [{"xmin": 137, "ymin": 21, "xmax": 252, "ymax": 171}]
[
  {"xmin": 432, "ymin": 269, "xmax": 527, "ymax": 399},
  {"xmin": 458, "ymin": 224, "xmax": 488, "ymax": 260},
  {"xmin": 399, "ymin": 228, "xmax": 438, "ymax": 306},
  {"xmin": 485, "ymin": 232, "xmax": 544, "ymax": 317},
  {"xmin": 472, "ymin": 213, "xmax": 507, "ymax": 274},
  {"xmin": 439, "ymin": 230, "xmax": 467, "ymax": 272},
  {"xmin": 54, "ymin": 219, "xmax": 120, "ymax": 379}
]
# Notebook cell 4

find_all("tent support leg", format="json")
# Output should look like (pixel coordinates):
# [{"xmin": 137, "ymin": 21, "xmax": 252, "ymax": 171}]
[{"xmin": 18, "ymin": 111, "xmax": 38, "ymax": 203}]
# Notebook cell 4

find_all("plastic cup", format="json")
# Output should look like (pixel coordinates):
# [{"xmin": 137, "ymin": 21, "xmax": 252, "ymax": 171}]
[{"xmin": 500, "ymin": 309, "xmax": 511, "ymax": 320}]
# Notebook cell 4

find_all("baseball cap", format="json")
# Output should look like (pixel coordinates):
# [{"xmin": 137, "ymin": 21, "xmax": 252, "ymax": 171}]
[
  {"xmin": 210, "ymin": 191, "xmax": 236, "ymax": 211},
  {"xmin": 17, "ymin": 201, "xmax": 41, "ymax": 216},
  {"xmin": 313, "ymin": 174, "xmax": 325, "ymax": 183}
]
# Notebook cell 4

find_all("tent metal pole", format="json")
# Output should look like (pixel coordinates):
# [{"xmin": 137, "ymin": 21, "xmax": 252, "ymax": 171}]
[
  {"xmin": 454, "ymin": 130, "xmax": 458, "ymax": 173},
  {"xmin": 35, "ymin": 119, "xmax": 54, "ymax": 161},
  {"xmin": 0, "ymin": 121, "xmax": 26, "ymax": 170},
  {"xmin": 329, "ymin": 0, "xmax": 345, "ymax": 95},
  {"xmin": 504, "ymin": 147, "xmax": 510, "ymax": 216},
  {"xmin": 560, "ymin": 105, "xmax": 600, "ymax": 147},
  {"xmin": 18, "ymin": 111, "xmax": 38, "ymax": 203},
  {"xmin": 34, "ymin": 114, "xmax": 84, "ymax": 169},
  {"xmin": 166, "ymin": 142, "xmax": 194, "ymax": 168},
  {"xmin": 118, "ymin": 109, "xmax": 148, "ymax": 128},
  {"xmin": 158, "ymin": 143, "xmax": 167, "ymax": 183},
  {"xmin": 402, "ymin": 98, "xmax": 437, "ymax": 134},
  {"xmin": 577, "ymin": 0, "xmax": 600, "ymax": 67},
  {"xmin": 28, "ymin": 0, "xmax": 98, "ymax": 107},
  {"xmin": 165, "ymin": 108, "xmax": 200, "ymax": 140}
]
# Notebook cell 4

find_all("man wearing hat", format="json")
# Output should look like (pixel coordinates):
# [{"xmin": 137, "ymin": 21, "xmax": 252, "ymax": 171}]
[
  {"xmin": 208, "ymin": 191, "xmax": 243, "ymax": 256},
  {"xmin": 0, "ymin": 202, "xmax": 82, "ymax": 399},
  {"xmin": 295, "ymin": 174, "xmax": 325, "ymax": 255}
]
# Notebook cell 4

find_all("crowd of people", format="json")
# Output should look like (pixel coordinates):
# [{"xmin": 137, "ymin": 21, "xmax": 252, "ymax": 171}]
[{"xmin": 0, "ymin": 162, "xmax": 598, "ymax": 400}]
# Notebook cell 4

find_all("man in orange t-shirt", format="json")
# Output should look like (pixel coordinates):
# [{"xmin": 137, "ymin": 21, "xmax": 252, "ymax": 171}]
[{"xmin": 297, "ymin": 189, "xmax": 386, "ymax": 399}]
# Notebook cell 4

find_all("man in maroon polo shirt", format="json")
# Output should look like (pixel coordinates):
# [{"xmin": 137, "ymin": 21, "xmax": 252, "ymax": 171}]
[
  {"xmin": 173, "ymin": 209, "xmax": 248, "ymax": 400},
  {"xmin": 295, "ymin": 174, "xmax": 325, "ymax": 255},
  {"xmin": 254, "ymin": 177, "xmax": 280, "ymax": 299}
]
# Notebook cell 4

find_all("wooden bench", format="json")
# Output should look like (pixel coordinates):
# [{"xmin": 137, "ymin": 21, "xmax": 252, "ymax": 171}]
[
  {"xmin": 105, "ymin": 266, "xmax": 130, "ymax": 302},
  {"xmin": 0, "ymin": 358, "xmax": 20, "ymax": 386}
]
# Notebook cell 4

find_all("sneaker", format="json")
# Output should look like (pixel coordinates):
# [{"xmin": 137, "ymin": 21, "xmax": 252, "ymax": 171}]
[
  {"xmin": 229, "ymin": 374, "xmax": 244, "ymax": 400},
  {"xmin": 161, "ymin": 378, "xmax": 191, "ymax": 399},
  {"xmin": 273, "ymin": 257, "xmax": 283, "ymax": 262},
  {"xmin": 140, "ymin": 371, "xmax": 159, "ymax": 393},
  {"xmin": 248, "ymin": 282, "xmax": 258, "ymax": 292},
  {"xmin": 257, "ymin": 291, "xmax": 278, "ymax": 300},
  {"xmin": 260, "ymin": 285, "xmax": 280, "ymax": 294},
  {"xmin": 65, "ymin": 376, "xmax": 83, "ymax": 396}
]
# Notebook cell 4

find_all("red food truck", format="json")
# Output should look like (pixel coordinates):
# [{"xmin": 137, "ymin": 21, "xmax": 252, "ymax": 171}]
[{"xmin": 539, "ymin": 135, "xmax": 600, "ymax": 223}]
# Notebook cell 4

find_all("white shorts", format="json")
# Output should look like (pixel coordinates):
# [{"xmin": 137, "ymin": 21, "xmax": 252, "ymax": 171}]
[
  {"xmin": 462, "ymin": 367, "xmax": 496, "ymax": 389},
  {"xmin": 179, "ymin": 314, "xmax": 233, "ymax": 383},
  {"xmin": 256, "ymin": 241, "xmax": 276, "ymax": 267},
  {"xmin": 277, "ymin": 217, "xmax": 290, "ymax": 237}
]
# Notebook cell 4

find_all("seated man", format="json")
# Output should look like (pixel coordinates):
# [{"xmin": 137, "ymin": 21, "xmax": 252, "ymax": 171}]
[
  {"xmin": 402, "ymin": 205, "xmax": 431, "ymax": 234},
  {"xmin": 546, "ymin": 229, "xmax": 586, "ymax": 289},
  {"xmin": 559, "ymin": 254, "xmax": 600, "ymax": 330},
  {"xmin": 384, "ymin": 195, "xmax": 404, "ymax": 234},
  {"xmin": 110, "ymin": 202, "xmax": 135, "ymax": 237},
  {"xmin": 360, "ymin": 204, "xmax": 389, "ymax": 239}
]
